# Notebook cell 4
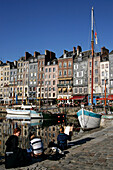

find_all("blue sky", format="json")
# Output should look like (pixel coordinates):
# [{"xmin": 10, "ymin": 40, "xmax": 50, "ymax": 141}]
[{"xmin": 0, "ymin": 0, "xmax": 113, "ymax": 62}]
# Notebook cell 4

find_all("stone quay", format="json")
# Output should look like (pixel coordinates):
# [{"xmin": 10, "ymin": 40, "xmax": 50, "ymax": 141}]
[{"xmin": 1, "ymin": 125, "xmax": 113, "ymax": 170}]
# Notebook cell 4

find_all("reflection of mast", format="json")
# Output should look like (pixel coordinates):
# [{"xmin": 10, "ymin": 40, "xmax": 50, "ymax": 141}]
[
  {"xmin": 91, "ymin": 7, "xmax": 94, "ymax": 107},
  {"xmin": 22, "ymin": 69, "xmax": 25, "ymax": 105},
  {"xmin": 39, "ymin": 79, "xmax": 41, "ymax": 110},
  {"xmin": 12, "ymin": 77, "xmax": 15, "ymax": 105}
]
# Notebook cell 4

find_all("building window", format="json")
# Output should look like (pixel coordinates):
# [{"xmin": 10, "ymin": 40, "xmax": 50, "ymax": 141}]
[
  {"xmin": 102, "ymin": 79, "xmax": 104, "ymax": 85},
  {"xmin": 95, "ymin": 61, "xmax": 98, "ymax": 66},
  {"xmin": 111, "ymin": 80, "xmax": 113, "ymax": 86},
  {"xmin": 95, "ymin": 77, "xmax": 98, "ymax": 83},
  {"xmin": 68, "ymin": 61, "xmax": 72, "ymax": 67},
  {"xmin": 76, "ymin": 80, "xmax": 78, "ymax": 85},
  {"xmin": 45, "ymin": 68, "xmax": 48, "ymax": 72},
  {"xmin": 49, "ymin": 74, "xmax": 51, "ymax": 79},
  {"xmin": 49, "ymin": 68, "xmax": 51, "ymax": 72},
  {"xmin": 102, "ymin": 72, "xmax": 104, "ymax": 76},
  {"xmin": 95, "ymin": 69, "xmax": 98, "ymax": 74},
  {"xmin": 105, "ymin": 64, "xmax": 108, "ymax": 68},
  {"xmin": 63, "ymin": 62, "xmax": 67, "ymax": 68},
  {"xmin": 75, "ymin": 88, "xmax": 77, "ymax": 93},
  {"xmin": 68, "ymin": 70, "xmax": 72, "ymax": 75},
  {"xmin": 89, "ymin": 62, "xmax": 91, "ymax": 67},
  {"xmin": 84, "ymin": 88, "xmax": 87, "ymax": 93},
  {"xmin": 53, "ymin": 68, "xmax": 55, "ymax": 72},
  {"xmin": 49, "ymin": 93, "xmax": 51, "ymax": 97},
  {"xmin": 53, "ymin": 74, "xmax": 55, "ymax": 78},
  {"xmin": 79, "ymin": 88, "xmax": 82, "ymax": 93},
  {"xmin": 59, "ymin": 71, "xmax": 62, "ymax": 76},
  {"xmin": 101, "ymin": 64, "xmax": 104, "ymax": 69},
  {"xmin": 53, "ymin": 80, "xmax": 55, "ymax": 85},
  {"xmin": 59, "ymin": 62, "xmax": 62, "ymax": 68},
  {"xmin": 64, "ymin": 70, "xmax": 67, "ymax": 76}
]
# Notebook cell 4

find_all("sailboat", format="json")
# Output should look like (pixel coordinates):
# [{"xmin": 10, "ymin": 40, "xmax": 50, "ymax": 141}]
[{"xmin": 77, "ymin": 7, "xmax": 102, "ymax": 130}]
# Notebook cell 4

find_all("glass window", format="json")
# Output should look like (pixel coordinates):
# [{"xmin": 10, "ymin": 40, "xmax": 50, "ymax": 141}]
[
  {"xmin": 95, "ymin": 61, "xmax": 98, "ymax": 66},
  {"xmin": 68, "ymin": 61, "xmax": 72, "ymax": 67},
  {"xmin": 53, "ymin": 80, "xmax": 55, "ymax": 85},
  {"xmin": 63, "ymin": 62, "xmax": 67, "ymax": 68},
  {"xmin": 79, "ymin": 88, "xmax": 82, "ymax": 93},
  {"xmin": 53, "ymin": 68, "xmax": 55, "ymax": 72},
  {"xmin": 95, "ymin": 77, "xmax": 98, "ymax": 83},
  {"xmin": 75, "ymin": 88, "xmax": 77, "ymax": 93},
  {"xmin": 59, "ymin": 62, "xmax": 62, "ymax": 68},
  {"xmin": 59, "ymin": 71, "xmax": 62, "ymax": 76},
  {"xmin": 49, "ymin": 68, "xmax": 51, "ymax": 72},
  {"xmin": 68, "ymin": 70, "xmax": 72, "ymax": 75},
  {"xmin": 89, "ymin": 62, "xmax": 91, "ymax": 67},
  {"xmin": 95, "ymin": 69, "xmax": 98, "ymax": 74},
  {"xmin": 64, "ymin": 70, "xmax": 67, "ymax": 76},
  {"xmin": 45, "ymin": 68, "xmax": 48, "ymax": 72}
]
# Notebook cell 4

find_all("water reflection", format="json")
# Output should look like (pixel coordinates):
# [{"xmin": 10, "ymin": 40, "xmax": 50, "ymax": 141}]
[{"xmin": 0, "ymin": 118, "xmax": 66, "ymax": 155}]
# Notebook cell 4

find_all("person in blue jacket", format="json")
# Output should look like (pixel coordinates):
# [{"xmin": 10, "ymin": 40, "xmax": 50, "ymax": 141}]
[{"xmin": 57, "ymin": 126, "xmax": 69, "ymax": 151}]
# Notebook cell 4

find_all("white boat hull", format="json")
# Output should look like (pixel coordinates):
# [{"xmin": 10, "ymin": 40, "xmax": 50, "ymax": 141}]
[
  {"xmin": 6, "ymin": 107, "xmax": 43, "ymax": 120},
  {"xmin": 77, "ymin": 109, "xmax": 102, "ymax": 130},
  {"xmin": 6, "ymin": 109, "xmax": 30, "ymax": 115}
]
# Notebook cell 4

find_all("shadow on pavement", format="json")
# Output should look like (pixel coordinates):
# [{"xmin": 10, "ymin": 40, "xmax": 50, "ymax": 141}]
[{"xmin": 68, "ymin": 137, "xmax": 94, "ymax": 147}]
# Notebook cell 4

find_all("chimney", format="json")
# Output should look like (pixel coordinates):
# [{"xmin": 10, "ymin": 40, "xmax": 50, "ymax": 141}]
[
  {"xmin": 77, "ymin": 46, "xmax": 82, "ymax": 55},
  {"xmin": 73, "ymin": 47, "xmax": 76, "ymax": 54},
  {"xmin": 101, "ymin": 47, "xmax": 109, "ymax": 55},
  {"xmin": 14, "ymin": 60, "xmax": 17, "ymax": 66},
  {"xmin": 0, "ymin": 60, "xmax": 3, "ymax": 65},
  {"xmin": 34, "ymin": 51, "xmax": 40, "ymax": 58},
  {"xmin": 25, "ymin": 52, "xmax": 31, "ymax": 60}
]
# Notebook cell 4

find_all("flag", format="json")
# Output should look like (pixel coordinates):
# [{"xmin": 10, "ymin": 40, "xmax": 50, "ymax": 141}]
[{"xmin": 95, "ymin": 32, "xmax": 98, "ymax": 44}]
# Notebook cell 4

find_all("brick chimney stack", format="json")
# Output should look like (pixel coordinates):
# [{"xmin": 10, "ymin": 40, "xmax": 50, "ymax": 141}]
[
  {"xmin": 101, "ymin": 47, "xmax": 109, "ymax": 55},
  {"xmin": 73, "ymin": 47, "xmax": 76, "ymax": 54},
  {"xmin": 77, "ymin": 46, "xmax": 82, "ymax": 56}
]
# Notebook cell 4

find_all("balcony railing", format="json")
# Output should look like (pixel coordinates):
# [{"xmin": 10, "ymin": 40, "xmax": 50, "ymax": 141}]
[{"xmin": 57, "ymin": 83, "xmax": 73, "ymax": 87}]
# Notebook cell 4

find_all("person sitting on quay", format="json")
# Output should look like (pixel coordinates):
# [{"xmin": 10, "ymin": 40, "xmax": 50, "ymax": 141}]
[
  {"xmin": 57, "ymin": 126, "xmax": 69, "ymax": 152},
  {"xmin": 5, "ymin": 127, "xmax": 29, "ymax": 169},
  {"xmin": 28, "ymin": 132, "xmax": 44, "ymax": 160}
]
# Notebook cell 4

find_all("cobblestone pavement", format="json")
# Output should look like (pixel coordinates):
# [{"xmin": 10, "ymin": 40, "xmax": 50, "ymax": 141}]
[{"xmin": 1, "ymin": 126, "xmax": 113, "ymax": 170}]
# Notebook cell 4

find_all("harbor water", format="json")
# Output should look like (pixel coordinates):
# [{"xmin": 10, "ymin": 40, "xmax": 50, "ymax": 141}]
[{"xmin": 0, "ymin": 114, "xmax": 79, "ymax": 155}]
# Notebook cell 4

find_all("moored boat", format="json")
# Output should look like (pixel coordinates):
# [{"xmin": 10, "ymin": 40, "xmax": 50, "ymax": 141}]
[
  {"xmin": 6, "ymin": 104, "xmax": 43, "ymax": 120},
  {"xmin": 77, "ymin": 108, "xmax": 102, "ymax": 130}
]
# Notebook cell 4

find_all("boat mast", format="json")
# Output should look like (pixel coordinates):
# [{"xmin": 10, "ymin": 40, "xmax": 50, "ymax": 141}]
[{"xmin": 91, "ymin": 7, "xmax": 94, "ymax": 107}]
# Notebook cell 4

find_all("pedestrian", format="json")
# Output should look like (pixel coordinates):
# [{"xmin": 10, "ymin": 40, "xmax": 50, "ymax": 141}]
[
  {"xmin": 57, "ymin": 126, "xmax": 69, "ymax": 152},
  {"xmin": 5, "ymin": 127, "xmax": 29, "ymax": 169},
  {"xmin": 28, "ymin": 132, "xmax": 43, "ymax": 159}
]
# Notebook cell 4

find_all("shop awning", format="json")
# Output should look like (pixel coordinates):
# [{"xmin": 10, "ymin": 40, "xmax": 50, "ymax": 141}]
[
  {"xmin": 71, "ymin": 96, "xmax": 85, "ymax": 100},
  {"xmin": 57, "ymin": 98, "xmax": 68, "ymax": 100},
  {"xmin": 96, "ymin": 98, "xmax": 106, "ymax": 101},
  {"xmin": 107, "ymin": 95, "xmax": 113, "ymax": 100}
]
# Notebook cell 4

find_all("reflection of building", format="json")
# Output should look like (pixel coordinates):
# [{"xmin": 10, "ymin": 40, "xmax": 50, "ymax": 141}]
[
  {"xmin": 57, "ymin": 48, "xmax": 75, "ymax": 103},
  {"xmin": 36, "ymin": 125, "xmax": 60, "ymax": 148}
]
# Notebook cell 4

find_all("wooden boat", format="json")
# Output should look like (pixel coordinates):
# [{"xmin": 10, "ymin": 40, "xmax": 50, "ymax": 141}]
[
  {"xmin": 6, "ymin": 104, "xmax": 43, "ymax": 120},
  {"xmin": 77, "ymin": 108, "xmax": 102, "ymax": 130},
  {"xmin": 77, "ymin": 7, "xmax": 102, "ymax": 130}
]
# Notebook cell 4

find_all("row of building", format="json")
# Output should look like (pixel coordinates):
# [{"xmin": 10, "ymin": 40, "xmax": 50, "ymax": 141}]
[{"xmin": 0, "ymin": 46, "xmax": 113, "ymax": 106}]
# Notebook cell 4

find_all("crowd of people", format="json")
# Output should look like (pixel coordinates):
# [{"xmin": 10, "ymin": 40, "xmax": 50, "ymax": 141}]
[{"xmin": 5, "ymin": 124, "xmax": 74, "ymax": 169}]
